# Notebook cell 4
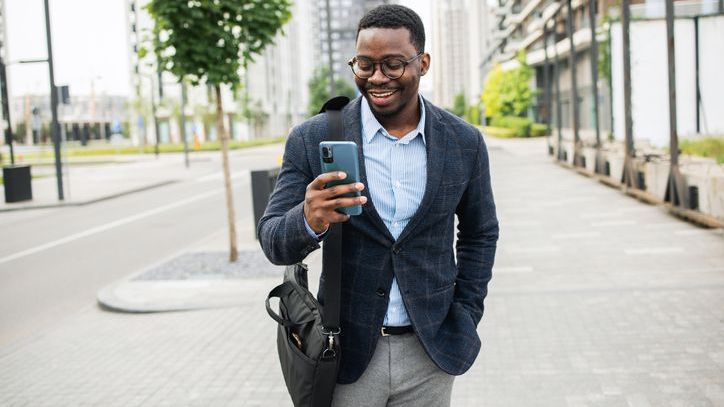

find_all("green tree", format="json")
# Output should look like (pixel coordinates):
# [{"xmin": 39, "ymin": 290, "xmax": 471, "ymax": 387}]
[
  {"xmin": 481, "ymin": 64, "xmax": 504, "ymax": 120},
  {"xmin": 147, "ymin": 0, "xmax": 292, "ymax": 262},
  {"xmin": 504, "ymin": 50, "xmax": 534, "ymax": 117},
  {"xmin": 481, "ymin": 51, "xmax": 534, "ymax": 122},
  {"xmin": 451, "ymin": 91, "xmax": 466, "ymax": 118},
  {"xmin": 307, "ymin": 66, "xmax": 357, "ymax": 117}
]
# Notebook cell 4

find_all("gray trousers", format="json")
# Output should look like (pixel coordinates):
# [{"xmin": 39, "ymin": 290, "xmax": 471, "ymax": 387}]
[{"xmin": 331, "ymin": 333, "xmax": 455, "ymax": 407}]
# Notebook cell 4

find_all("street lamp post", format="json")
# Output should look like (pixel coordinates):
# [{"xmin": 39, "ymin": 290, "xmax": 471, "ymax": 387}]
[
  {"xmin": 44, "ymin": 0, "xmax": 63, "ymax": 200},
  {"xmin": 0, "ymin": 54, "xmax": 14, "ymax": 165}
]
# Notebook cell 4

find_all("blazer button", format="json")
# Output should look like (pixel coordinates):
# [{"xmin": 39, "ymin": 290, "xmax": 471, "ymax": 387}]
[
  {"xmin": 376, "ymin": 288, "xmax": 385, "ymax": 297},
  {"xmin": 392, "ymin": 246, "xmax": 401, "ymax": 254}
]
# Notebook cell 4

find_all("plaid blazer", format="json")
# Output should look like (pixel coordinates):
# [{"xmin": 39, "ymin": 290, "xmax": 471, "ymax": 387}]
[{"xmin": 258, "ymin": 97, "xmax": 499, "ymax": 384}]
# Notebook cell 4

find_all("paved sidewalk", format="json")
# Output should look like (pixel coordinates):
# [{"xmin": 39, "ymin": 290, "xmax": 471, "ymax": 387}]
[{"xmin": 1, "ymin": 137, "xmax": 723, "ymax": 406}]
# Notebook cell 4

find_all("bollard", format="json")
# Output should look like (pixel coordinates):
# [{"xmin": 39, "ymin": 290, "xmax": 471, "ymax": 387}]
[
  {"xmin": 688, "ymin": 186, "xmax": 699, "ymax": 211},
  {"xmin": 251, "ymin": 167, "xmax": 280, "ymax": 237},
  {"xmin": 636, "ymin": 171, "xmax": 646, "ymax": 191}
]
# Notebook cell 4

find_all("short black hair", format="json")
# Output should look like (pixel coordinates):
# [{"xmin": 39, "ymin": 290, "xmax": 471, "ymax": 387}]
[{"xmin": 357, "ymin": 5, "xmax": 425, "ymax": 53}]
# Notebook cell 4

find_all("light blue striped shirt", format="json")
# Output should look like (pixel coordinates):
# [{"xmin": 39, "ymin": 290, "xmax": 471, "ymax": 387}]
[
  {"xmin": 304, "ymin": 96, "xmax": 426, "ymax": 326},
  {"xmin": 361, "ymin": 96, "xmax": 426, "ymax": 326}
]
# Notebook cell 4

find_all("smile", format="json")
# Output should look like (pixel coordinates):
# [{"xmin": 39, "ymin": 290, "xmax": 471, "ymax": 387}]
[{"xmin": 368, "ymin": 89, "xmax": 398, "ymax": 100}]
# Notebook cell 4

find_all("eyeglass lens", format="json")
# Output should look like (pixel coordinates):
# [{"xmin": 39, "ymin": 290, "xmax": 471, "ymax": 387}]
[{"xmin": 353, "ymin": 58, "xmax": 406, "ymax": 79}]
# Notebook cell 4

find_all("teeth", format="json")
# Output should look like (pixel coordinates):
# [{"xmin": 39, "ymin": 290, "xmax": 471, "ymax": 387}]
[{"xmin": 370, "ymin": 90, "xmax": 395, "ymax": 97}]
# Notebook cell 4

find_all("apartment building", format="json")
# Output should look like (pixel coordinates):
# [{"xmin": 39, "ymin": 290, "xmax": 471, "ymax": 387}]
[
  {"xmin": 310, "ymin": 0, "xmax": 391, "ymax": 90},
  {"xmin": 484, "ymin": 0, "xmax": 724, "ymax": 145}
]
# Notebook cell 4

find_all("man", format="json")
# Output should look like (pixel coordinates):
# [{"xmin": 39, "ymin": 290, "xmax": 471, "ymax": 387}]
[{"xmin": 258, "ymin": 5, "xmax": 498, "ymax": 406}]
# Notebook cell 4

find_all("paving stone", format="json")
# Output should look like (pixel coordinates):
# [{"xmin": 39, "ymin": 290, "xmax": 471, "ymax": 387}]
[{"xmin": 1, "ymin": 138, "xmax": 723, "ymax": 406}]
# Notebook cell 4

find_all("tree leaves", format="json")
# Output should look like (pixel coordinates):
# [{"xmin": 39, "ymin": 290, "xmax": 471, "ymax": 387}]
[
  {"xmin": 481, "ymin": 51, "xmax": 534, "ymax": 120},
  {"xmin": 146, "ymin": 0, "xmax": 292, "ymax": 87}
]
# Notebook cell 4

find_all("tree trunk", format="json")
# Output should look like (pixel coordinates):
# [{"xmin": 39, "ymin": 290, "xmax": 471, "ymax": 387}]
[{"xmin": 216, "ymin": 84, "xmax": 238, "ymax": 262}]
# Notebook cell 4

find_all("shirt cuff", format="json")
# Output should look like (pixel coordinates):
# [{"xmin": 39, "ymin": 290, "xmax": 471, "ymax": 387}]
[{"xmin": 303, "ymin": 217, "xmax": 329, "ymax": 241}]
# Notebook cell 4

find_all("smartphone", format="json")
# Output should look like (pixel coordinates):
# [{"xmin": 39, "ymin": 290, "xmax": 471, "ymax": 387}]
[{"xmin": 319, "ymin": 141, "xmax": 362, "ymax": 216}]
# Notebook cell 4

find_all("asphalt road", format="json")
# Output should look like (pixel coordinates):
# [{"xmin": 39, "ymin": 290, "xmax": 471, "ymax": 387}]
[{"xmin": 0, "ymin": 144, "xmax": 285, "ymax": 347}]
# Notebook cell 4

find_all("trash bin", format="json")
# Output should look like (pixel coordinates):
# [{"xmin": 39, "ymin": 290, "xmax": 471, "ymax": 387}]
[
  {"xmin": 251, "ymin": 167, "xmax": 280, "ymax": 235},
  {"xmin": 3, "ymin": 165, "xmax": 33, "ymax": 203}
]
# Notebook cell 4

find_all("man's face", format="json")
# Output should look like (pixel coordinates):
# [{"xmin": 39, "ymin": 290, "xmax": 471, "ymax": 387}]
[{"xmin": 354, "ymin": 27, "xmax": 429, "ymax": 119}]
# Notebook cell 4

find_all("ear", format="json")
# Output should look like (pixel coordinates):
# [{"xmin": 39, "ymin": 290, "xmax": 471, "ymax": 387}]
[{"xmin": 420, "ymin": 53, "xmax": 430, "ymax": 76}]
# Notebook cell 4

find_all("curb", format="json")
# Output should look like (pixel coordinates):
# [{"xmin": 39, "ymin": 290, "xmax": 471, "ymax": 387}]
[{"xmin": 97, "ymin": 277, "xmax": 276, "ymax": 313}]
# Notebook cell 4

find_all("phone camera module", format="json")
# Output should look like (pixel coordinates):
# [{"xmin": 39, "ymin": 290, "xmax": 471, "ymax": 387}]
[{"xmin": 322, "ymin": 146, "xmax": 334, "ymax": 163}]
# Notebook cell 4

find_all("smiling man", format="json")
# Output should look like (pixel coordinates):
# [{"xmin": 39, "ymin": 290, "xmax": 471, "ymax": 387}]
[{"xmin": 258, "ymin": 4, "xmax": 498, "ymax": 406}]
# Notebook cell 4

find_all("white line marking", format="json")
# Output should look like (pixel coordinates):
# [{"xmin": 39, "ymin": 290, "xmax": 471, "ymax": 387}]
[
  {"xmin": 0, "ymin": 187, "xmax": 225, "ymax": 266},
  {"xmin": 624, "ymin": 247, "xmax": 685, "ymax": 255}
]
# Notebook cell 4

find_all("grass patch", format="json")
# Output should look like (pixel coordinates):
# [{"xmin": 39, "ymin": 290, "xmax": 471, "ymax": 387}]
[{"xmin": 679, "ymin": 137, "xmax": 724, "ymax": 164}]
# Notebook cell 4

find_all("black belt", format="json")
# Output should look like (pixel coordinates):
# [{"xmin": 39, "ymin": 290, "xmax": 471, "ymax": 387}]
[{"xmin": 380, "ymin": 325, "xmax": 414, "ymax": 336}]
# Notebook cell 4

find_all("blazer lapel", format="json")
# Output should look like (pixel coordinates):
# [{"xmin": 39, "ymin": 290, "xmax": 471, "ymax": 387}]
[
  {"xmin": 343, "ymin": 98, "xmax": 395, "ymax": 244},
  {"xmin": 395, "ymin": 100, "xmax": 447, "ymax": 246}
]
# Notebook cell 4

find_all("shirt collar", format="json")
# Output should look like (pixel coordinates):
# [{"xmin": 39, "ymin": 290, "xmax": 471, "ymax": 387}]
[{"xmin": 361, "ymin": 95, "xmax": 426, "ymax": 145}]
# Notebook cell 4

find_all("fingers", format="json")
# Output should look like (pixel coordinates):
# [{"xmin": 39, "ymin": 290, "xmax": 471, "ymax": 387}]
[
  {"xmin": 320, "ymin": 195, "xmax": 367, "ymax": 210},
  {"xmin": 304, "ymin": 173, "xmax": 367, "ymax": 234},
  {"xmin": 308, "ymin": 171, "xmax": 348, "ymax": 191},
  {"xmin": 320, "ymin": 182, "xmax": 365, "ymax": 199}
]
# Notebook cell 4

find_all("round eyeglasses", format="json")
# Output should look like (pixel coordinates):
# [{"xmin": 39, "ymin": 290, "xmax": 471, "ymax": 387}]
[{"xmin": 348, "ymin": 52, "xmax": 424, "ymax": 80}]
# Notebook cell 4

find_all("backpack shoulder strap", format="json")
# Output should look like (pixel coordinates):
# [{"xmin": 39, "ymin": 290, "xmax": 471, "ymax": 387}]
[{"xmin": 318, "ymin": 95, "xmax": 349, "ymax": 331}]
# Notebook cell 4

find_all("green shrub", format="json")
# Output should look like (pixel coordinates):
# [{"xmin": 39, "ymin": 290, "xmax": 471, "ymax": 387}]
[
  {"xmin": 680, "ymin": 137, "xmax": 724, "ymax": 164},
  {"xmin": 491, "ymin": 116, "xmax": 531, "ymax": 137},
  {"xmin": 530, "ymin": 123, "xmax": 548, "ymax": 137},
  {"xmin": 481, "ymin": 126, "xmax": 516, "ymax": 138}
]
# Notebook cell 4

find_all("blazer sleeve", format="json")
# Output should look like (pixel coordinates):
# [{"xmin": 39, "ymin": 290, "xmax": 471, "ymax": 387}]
[
  {"xmin": 454, "ymin": 131, "xmax": 499, "ymax": 326},
  {"xmin": 257, "ymin": 125, "xmax": 322, "ymax": 265}
]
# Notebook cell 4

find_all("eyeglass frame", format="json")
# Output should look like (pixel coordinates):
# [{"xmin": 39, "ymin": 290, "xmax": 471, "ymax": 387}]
[{"xmin": 348, "ymin": 52, "xmax": 425, "ymax": 80}]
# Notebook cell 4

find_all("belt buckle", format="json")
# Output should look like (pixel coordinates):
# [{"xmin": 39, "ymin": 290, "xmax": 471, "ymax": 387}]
[{"xmin": 381, "ymin": 327, "xmax": 390, "ymax": 337}]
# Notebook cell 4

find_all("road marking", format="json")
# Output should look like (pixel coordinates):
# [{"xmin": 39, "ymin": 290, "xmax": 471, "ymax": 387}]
[
  {"xmin": 624, "ymin": 247, "xmax": 685, "ymax": 255},
  {"xmin": 0, "ymin": 187, "xmax": 226, "ymax": 266}
]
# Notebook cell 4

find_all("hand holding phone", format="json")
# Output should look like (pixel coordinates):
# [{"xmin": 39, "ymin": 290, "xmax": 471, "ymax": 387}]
[{"xmin": 302, "ymin": 142, "xmax": 367, "ymax": 234}]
